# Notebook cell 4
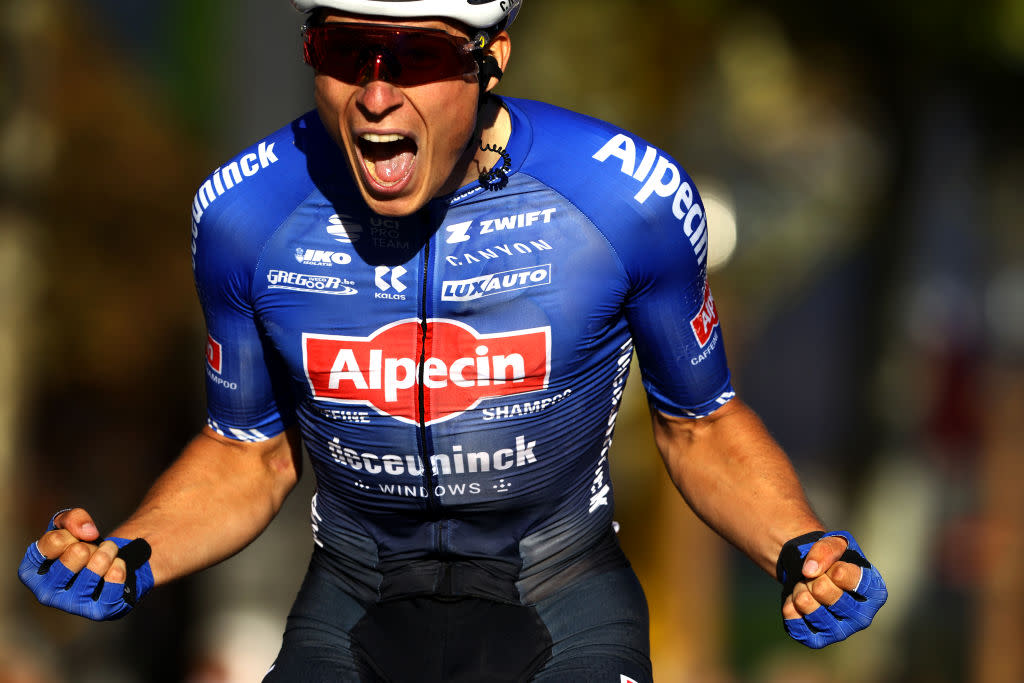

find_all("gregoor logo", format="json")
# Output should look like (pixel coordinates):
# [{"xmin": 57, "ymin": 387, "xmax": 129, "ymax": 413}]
[
  {"xmin": 303, "ymin": 319, "xmax": 551, "ymax": 426},
  {"xmin": 267, "ymin": 270, "xmax": 357, "ymax": 295},
  {"xmin": 690, "ymin": 282, "xmax": 720, "ymax": 347}
]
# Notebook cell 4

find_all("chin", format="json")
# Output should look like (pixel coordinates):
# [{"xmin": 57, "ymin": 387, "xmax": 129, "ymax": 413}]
[{"xmin": 358, "ymin": 187, "xmax": 428, "ymax": 218}]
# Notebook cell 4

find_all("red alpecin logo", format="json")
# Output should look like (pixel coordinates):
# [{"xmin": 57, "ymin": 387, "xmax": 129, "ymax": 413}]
[
  {"xmin": 206, "ymin": 334, "xmax": 223, "ymax": 374},
  {"xmin": 690, "ymin": 282, "xmax": 720, "ymax": 347},
  {"xmin": 303, "ymin": 319, "xmax": 551, "ymax": 425}
]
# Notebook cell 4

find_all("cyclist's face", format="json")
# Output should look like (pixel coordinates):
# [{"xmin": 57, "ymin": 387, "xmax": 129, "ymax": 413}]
[{"xmin": 313, "ymin": 14, "xmax": 484, "ymax": 217}]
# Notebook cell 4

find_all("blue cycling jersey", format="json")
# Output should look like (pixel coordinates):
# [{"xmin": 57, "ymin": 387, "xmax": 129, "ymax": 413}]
[{"xmin": 191, "ymin": 96, "xmax": 734, "ymax": 603}]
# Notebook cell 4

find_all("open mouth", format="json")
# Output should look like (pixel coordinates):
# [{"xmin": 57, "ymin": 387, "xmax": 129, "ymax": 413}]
[{"xmin": 356, "ymin": 132, "xmax": 418, "ymax": 192}]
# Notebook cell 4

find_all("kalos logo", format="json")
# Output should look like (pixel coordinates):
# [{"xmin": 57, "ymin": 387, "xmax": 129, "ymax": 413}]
[
  {"xmin": 690, "ymin": 282, "xmax": 720, "ymax": 347},
  {"xmin": 206, "ymin": 334, "xmax": 223, "ymax": 374},
  {"xmin": 303, "ymin": 319, "xmax": 551, "ymax": 426}
]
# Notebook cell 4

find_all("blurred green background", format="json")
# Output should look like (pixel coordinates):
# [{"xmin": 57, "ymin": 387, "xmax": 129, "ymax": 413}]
[{"xmin": 2, "ymin": 1, "xmax": 1023, "ymax": 681}]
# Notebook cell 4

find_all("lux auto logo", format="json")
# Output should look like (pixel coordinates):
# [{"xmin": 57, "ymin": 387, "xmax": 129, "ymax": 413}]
[{"xmin": 302, "ymin": 319, "xmax": 551, "ymax": 426}]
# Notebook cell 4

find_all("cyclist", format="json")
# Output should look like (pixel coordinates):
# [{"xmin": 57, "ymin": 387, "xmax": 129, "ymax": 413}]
[{"xmin": 20, "ymin": 1, "xmax": 886, "ymax": 680}]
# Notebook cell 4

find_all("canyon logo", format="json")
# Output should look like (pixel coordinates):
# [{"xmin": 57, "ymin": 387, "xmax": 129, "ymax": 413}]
[{"xmin": 303, "ymin": 319, "xmax": 551, "ymax": 426}]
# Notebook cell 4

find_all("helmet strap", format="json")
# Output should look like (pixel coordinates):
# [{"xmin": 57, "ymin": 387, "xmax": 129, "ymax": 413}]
[{"xmin": 477, "ymin": 54, "xmax": 503, "ymax": 107}]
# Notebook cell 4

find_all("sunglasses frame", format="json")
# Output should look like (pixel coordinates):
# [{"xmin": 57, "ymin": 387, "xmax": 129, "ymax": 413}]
[{"xmin": 302, "ymin": 22, "xmax": 485, "ymax": 87}]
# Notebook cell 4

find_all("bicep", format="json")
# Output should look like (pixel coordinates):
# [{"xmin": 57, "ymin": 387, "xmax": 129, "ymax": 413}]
[
  {"xmin": 194, "ymin": 216, "xmax": 295, "ymax": 441},
  {"xmin": 624, "ymin": 255, "xmax": 733, "ymax": 419}
]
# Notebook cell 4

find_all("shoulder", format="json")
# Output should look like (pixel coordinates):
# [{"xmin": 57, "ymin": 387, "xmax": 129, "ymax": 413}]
[
  {"xmin": 506, "ymin": 98, "xmax": 709, "ymax": 275},
  {"xmin": 191, "ymin": 112, "xmax": 325, "ymax": 269},
  {"xmin": 191, "ymin": 112, "xmax": 323, "ymax": 243}
]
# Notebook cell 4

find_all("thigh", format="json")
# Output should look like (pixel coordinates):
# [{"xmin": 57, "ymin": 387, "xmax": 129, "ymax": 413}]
[
  {"xmin": 531, "ymin": 567, "xmax": 653, "ymax": 683},
  {"xmin": 262, "ymin": 559, "xmax": 375, "ymax": 683}
]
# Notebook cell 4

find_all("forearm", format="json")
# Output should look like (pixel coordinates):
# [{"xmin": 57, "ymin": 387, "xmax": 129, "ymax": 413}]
[
  {"xmin": 111, "ymin": 426, "xmax": 302, "ymax": 585},
  {"xmin": 652, "ymin": 399, "xmax": 823, "ymax": 575}
]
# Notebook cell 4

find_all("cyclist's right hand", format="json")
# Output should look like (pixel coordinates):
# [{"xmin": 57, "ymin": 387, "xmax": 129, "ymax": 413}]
[{"xmin": 18, "ymin": 508, "xmax": 153, "ymax": 620}]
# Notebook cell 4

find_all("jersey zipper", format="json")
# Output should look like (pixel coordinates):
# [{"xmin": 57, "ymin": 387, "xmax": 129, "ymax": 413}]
[{"xmin": 416, "ymin": 211, "xmax": 441, "ymax": 518}]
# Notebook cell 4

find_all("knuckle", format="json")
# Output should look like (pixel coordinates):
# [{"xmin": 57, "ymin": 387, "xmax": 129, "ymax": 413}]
[
  {"xmin": 61, "ymin": 542, "xmax": 93, "ymax": 566},
  {"xmin": 794, "ymin": 590, "xmax": 819, "ymax": 613},
  {"xmin": 36, "ymin": 532, "xmax": 63, "ymax": 557},
  {"xmin": 86, "ymin": 548, "xmax": 115, "ymax": 574},
  {"xmin": 809, "ymin": 578, "xmax": 835, "ymax": 603},
  {"xmin": 833, "ymin": 563, "xmax": 859, "ymax": 587},
  {"xmin": 105, "ymin": 559, "xmax": 127, "ymax": 584}
]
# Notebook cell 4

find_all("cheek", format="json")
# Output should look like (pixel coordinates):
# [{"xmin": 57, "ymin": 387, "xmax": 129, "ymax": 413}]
[
  {"xmin": 313, "ymin": 77, "xmax": 353, "ymax": 149},
  {"xmin": 427, "ymin": 90, "xmax": 479, "ymax": 159}
]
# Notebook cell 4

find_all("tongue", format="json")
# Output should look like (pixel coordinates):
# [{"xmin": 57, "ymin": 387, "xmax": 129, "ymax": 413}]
[{"xmin": 373, "ymin": 150, "xmax": 415, "ymax": 184}]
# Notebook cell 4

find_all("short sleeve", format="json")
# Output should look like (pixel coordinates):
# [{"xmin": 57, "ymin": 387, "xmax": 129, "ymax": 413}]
[{"xmin": 191, "ymin": 179, "xmax": 295, "ymax": 442}]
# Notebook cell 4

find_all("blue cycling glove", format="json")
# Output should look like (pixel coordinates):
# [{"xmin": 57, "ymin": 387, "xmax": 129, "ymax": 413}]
[
  {"xmin": 776, "ymin": 530, "xmax": 887, "ymax": 649},
  {"xmin": 18, "ymin": 512, "xmax": 154, "ymax": 621}
]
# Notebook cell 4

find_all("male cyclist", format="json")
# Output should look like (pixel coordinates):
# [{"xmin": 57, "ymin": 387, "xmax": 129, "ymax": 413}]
[{"xmin": 20, "ymin": 1, "xmax": 886, "ymax": 680}]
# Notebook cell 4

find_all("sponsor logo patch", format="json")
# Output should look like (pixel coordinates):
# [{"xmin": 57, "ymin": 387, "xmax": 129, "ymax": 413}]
[
  {"xmin": 206, "ymin": 335, "xmax": 223, "ymax": 373},
  {"xmin": 294, "ymin": 247, "xmax": 352, "ymax": 267},
  {"xmin": 326, "ymin": 213, "xmax": 363, "ymax": 244},
  {"xmin": 267, "ymin": 270, "xmax": 357, "ymax": 295},
  {"xmin": 303, "ymin": 319, "xmax": 551, "ymax": 426},
  {"xmin": 690, "ymin": 282, "xmax": 720, "ymax": 347},
  {"xmin": 441, "ymin": 265, "xmax": 551, "ymax": 301}
]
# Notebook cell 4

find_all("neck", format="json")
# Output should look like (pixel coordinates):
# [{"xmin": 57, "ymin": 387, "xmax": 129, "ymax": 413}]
[{"xmin": 444, "ymin": 96, "xmax": 512, "ymax": 194}]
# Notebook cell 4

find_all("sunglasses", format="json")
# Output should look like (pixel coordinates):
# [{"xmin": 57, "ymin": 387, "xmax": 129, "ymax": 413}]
[{"xmin": 302, "ymin": 23, "xmax": 483, "ymax": 87}]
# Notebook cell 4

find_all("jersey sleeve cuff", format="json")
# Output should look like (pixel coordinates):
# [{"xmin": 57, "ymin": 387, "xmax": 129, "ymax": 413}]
[
  {"xmin": 206, "ymin": 417, "xmax": 285, "ymax": 443},
  {"xmin": 645, "ymin": 382, "xmax": 736, "ymax": 419}
]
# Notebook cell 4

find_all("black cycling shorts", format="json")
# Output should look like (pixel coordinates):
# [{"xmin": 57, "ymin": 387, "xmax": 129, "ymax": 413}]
[{"xmin": 263, "ymin": 552, "xmax": 652, "ymax": 683}]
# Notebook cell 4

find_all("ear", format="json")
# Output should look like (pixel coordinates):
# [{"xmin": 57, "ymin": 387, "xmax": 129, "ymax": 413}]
[{"xmin": 483, "ymin": 31, "xmax": 511, "ymax": 93}]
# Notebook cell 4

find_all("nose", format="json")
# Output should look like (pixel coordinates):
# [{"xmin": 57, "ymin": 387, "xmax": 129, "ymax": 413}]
[{"xmin": 356, "ymin": 77, "xmax": 405, "ymax": 118}]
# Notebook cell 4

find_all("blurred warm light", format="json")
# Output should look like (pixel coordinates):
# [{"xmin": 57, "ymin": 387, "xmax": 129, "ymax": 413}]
[{"xmin": 702, "ymin": 189, "xmax": 738, "ymax": 272}]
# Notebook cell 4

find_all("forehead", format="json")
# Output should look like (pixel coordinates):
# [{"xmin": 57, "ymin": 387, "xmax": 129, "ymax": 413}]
[{"xmin": 321, "ymin": 11, "xmax": 470, "ymax": 37}]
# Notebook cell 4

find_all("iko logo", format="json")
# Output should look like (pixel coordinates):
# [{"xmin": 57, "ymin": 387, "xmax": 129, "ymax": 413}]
[
  {"xmin": 326, "ymin": 214, "xmax": 363, "ymax": 244},
  {"xmin": 442, "ymin": 265, "xmax": 551, "ymax": 302},
  {"xmin": 267, "ymin": 270, "xmax": 357, "ymax": 295},
  {"xmin": 295, "ymin": 247, "xmax": 352, "ymax": 267},
  {"xmin": 593, "ymin": 133, "xmax": 708, "ymax": 262},
  {"xmin": 690, "ymin": 281, "xmax": 720, "ymax": 347},
  {"xmin": 206, "ymin": 334, "xmax": 223, "ymax": 374},
  {"xmin": 375, "ymin": 265, "xmax": 407, "ymax": 300},
  {"xmin": 302, "ymin": 319, "xmax": 551, "ymax": 426}
]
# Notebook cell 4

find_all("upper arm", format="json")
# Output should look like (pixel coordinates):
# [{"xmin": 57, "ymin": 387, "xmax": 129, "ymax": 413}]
[
  {"xmin": 615, "ymin": 168, "xmax": 734, "ymax": 418},
  {"xmin": 192, "ymin": 191, "xmax": 296, "ymax": 444}
]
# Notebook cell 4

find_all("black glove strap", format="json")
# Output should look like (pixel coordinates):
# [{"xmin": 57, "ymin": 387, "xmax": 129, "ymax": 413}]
[
  {"xmin": 115, "ymin": 539, "xmax": 152, "ymax": 606},
  {"xmin": 777, "ymin": 531, "xmax": 825, "ymax": 597},
  {"xmin": 777, "ymin": 531, "xmax": 873, "ymax": 599}
]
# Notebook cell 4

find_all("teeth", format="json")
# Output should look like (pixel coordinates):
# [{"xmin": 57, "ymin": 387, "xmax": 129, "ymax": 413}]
[{"xmin": 361, "ymin": 132, "xmax": 405, "ymax": 143}]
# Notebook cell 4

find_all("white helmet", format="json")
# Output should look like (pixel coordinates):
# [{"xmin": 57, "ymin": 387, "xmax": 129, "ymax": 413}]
[{"xmin": 291, "ymin": 0, "xmax": 521, "ymax": 31}]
